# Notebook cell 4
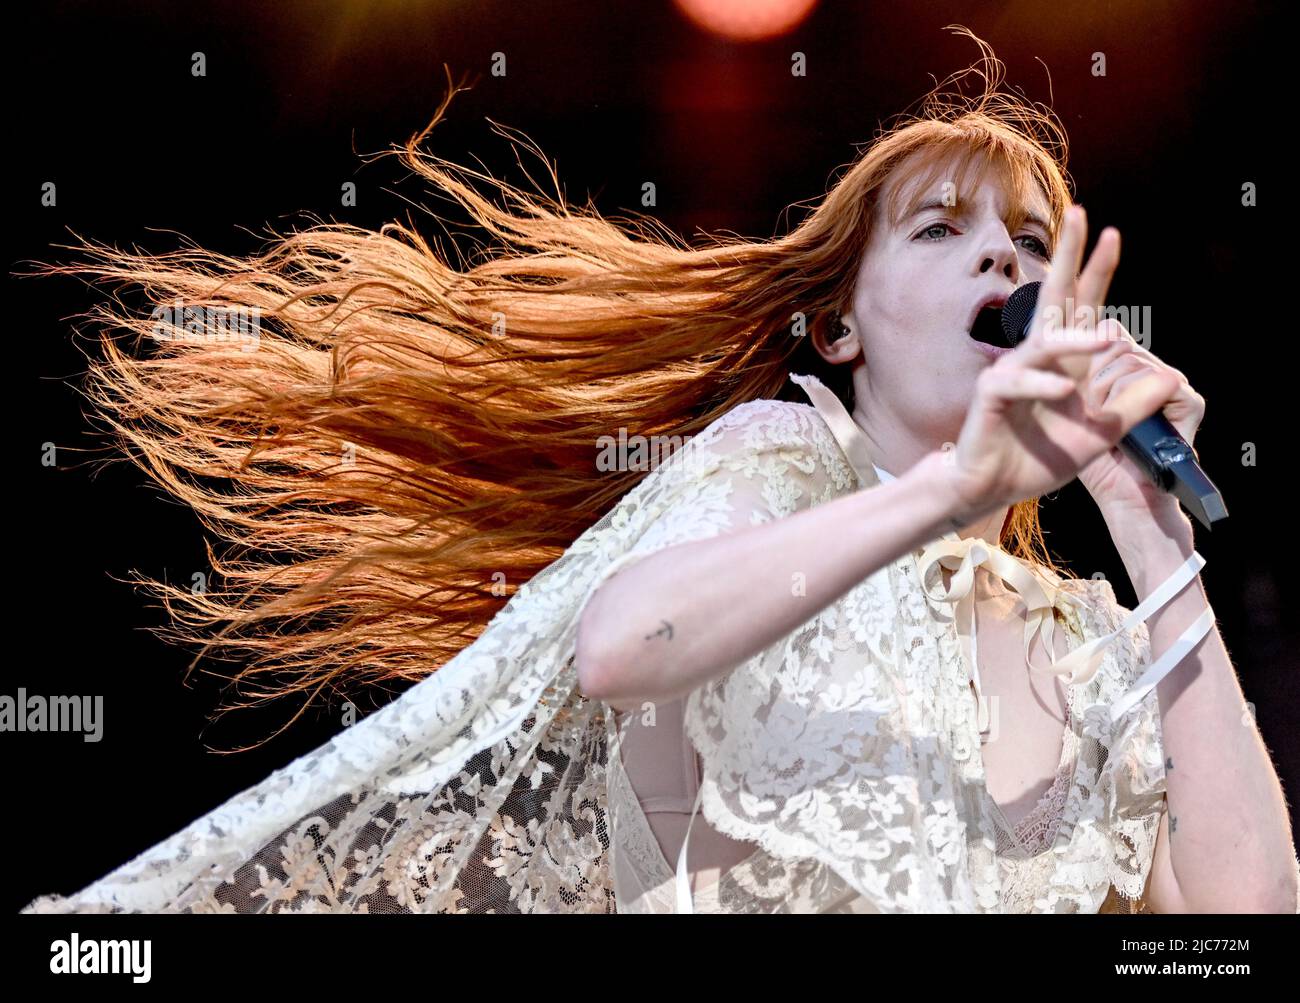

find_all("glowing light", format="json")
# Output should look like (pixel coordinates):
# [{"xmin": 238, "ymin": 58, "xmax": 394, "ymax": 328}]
[{"xmin": 672, "ymin": 0, "xmax": 819, "ymax": 42}]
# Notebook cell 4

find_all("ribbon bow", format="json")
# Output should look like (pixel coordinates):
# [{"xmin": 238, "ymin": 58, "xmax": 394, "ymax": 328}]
[
  {"xmin": 916, "ymin": 534, "xmax": 1211, "ymax": 726},
  {"xmin": 915, "ymin": 536, "xmax": 1105, "ymax": 704}
]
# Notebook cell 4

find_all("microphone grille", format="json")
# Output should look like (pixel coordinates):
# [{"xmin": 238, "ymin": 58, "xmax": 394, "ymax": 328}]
[{"xmin": 1001, "ymin": 281, "xmax": 1042, "ymax": 347}]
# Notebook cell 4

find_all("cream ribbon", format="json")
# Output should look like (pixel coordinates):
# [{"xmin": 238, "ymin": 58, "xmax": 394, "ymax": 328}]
[
  {"xmin": 917, "ymin": 536, "xmax": 1078, "ymax": 699},
  {"xmin": 914, "ymin": 536, "xmax": 1212, "ymax": 718}
]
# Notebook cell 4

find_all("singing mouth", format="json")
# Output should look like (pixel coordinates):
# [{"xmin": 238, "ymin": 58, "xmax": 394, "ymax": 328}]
[{"xmin": 966, "ymin": 293, "xmax": 1011, "ymax": 347}]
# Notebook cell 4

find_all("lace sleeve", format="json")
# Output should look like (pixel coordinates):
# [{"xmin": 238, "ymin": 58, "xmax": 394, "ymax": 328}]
[{"xmin": 570, "ymin": 398, "xmax": 857, "ymax": 656}]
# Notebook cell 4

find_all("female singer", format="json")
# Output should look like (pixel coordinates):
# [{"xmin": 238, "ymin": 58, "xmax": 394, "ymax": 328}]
[{"xmin": 22, "ymin": 29, "xmax": 1298, "ymax": 913}]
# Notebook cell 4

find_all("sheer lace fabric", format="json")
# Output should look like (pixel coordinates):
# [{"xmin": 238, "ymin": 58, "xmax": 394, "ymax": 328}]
[
  {"xmin": 607, "ymin": 717, "xmax": 1080, "ymax": 914},
  {"xmin": 21, "ymin": 371, "xmax": 1296, "ymax": 914}
]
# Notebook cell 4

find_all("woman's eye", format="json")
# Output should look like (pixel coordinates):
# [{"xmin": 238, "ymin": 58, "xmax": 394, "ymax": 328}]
[
  {"xmin": 914, "ymin": 223, "xmax": 1051, "ymax": 260},
  {"xmin": 1018, "ymin": 234, "xmax": 1051, "ymax": 259},
  {"xmin": 915, "ymin": 223, "xmax": 954, "ymax": 241}
]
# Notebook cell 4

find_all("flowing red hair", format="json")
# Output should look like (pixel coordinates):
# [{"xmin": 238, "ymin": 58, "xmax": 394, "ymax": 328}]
[{"xmin": 30, "ymin": 27, "xmax": 1076, "ymax": 749}]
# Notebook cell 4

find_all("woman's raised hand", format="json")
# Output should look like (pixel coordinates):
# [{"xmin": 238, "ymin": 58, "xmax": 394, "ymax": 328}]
[{"xmin": 942, "ymin": 204, "xmax": 1181, "ymax": 520}]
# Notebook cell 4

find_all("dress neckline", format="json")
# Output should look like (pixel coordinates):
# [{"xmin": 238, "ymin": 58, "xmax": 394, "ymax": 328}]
[
  {"xmin": 972, "ymin": 598, "xmax": 1084, "ymax": 854},
  {"xmin": 988, "ymin": 703, "xmax": 1077, "ymax": 851}
]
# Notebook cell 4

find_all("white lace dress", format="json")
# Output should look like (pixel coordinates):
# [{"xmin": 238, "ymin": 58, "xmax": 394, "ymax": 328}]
[
  {"xmin": 22, "ymin": 371, "xmax": 1295, "ymax": 914},
  {"xmin": 600, "ymin": 373, "xmax": 1213, "ymax": 913}
]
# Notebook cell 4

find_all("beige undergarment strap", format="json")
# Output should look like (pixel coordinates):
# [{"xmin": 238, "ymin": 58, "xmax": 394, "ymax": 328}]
[{"xmin": 675, "ymin": 782, "xmax": 707, "ymax": 914}]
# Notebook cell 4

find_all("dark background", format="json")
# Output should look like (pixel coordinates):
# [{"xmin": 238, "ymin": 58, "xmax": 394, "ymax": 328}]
[{"xmin": 10, "ymin": 0, "xmax": 1293, "ymax": 911}]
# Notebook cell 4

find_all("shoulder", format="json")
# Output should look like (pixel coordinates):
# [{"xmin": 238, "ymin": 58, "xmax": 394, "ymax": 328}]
[
  {"xmin": 699, "ymin": 398, "xmax": 829, "ymax": 446},
  {"xmin": 1054, "ymin": 573, "xmax": 1122, "ymax": 624},
  {"xmin": 696, "ymin": 398, "xmax": 856, "ymax": 494},
  {"xmin": 701, "ymin": 398, "xmax": 851, "ymax": 467}
]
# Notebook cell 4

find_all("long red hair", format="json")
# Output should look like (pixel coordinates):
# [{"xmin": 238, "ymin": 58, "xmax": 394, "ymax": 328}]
[{"xmin": 33, "ymin": 27, "xmax": 1075, "ymax": 748}]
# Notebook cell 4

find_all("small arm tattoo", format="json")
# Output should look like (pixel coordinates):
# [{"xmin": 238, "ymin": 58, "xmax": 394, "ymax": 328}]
[
  {"xmin": 1165, "ymin": 761, "xmax": 1176, "ymax": 840},
  {"xmin": 644, "ymin": 619, "xmax": 673, "ymax": 642}
]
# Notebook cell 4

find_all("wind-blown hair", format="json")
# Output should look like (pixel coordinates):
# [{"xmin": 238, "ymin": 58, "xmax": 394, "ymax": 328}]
[{"xmin": 34, "ymin": 27, "xmax": 1075, "ymax": 747}]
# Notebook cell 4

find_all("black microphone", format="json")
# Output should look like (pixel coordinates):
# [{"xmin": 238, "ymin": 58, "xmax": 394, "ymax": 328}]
[{"xmin": 1000, "ymin": 281, "xmax": 1227, "ymax": 531}]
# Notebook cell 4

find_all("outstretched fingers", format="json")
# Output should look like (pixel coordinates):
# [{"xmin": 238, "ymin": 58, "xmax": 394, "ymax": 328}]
[
  {"xmin": 1034, "ymin": 205, "xmax": 1088, "ymax": 330},
  {"xmin": 976, "ymin": 364, "xmax": 1077, "ymax": 411},
  {"xmin": 1018, "ymin": 205, "xmax": 1125, "ymax": 381},
  {"xmin": 1015, "ymin": 320, "xmax": 1114, "ymax": 375},
  {"xmin": 1075, "ymin": 224, "xmax": 1121, "ymax": 326}
]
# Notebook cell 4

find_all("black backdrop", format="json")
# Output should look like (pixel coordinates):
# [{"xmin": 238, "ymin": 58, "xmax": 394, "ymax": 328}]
[{"xmin": 10, "ymin": 0, "xmax": 1294, "ymax": 912}]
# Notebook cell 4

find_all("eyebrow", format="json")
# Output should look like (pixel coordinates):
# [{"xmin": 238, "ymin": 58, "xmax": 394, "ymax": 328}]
[{"xmin": 903, "ymin": 199, "xmax": 1051, "ymax": 235}]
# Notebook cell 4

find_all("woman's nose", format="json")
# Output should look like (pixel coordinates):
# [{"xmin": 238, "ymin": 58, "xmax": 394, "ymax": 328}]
[{"xmin": 979, "ymin": 245, "xmax": 1019, "ymax": 282}]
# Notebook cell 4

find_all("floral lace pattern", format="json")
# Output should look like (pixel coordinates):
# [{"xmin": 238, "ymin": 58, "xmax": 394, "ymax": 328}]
[{"xmin": 21, "ymin": 388, "xmax": 1193, "ymax": 914}]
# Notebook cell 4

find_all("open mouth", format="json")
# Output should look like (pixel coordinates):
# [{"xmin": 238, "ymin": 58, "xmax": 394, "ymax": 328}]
[{"xmin": 967, "ymin": 305, "xmax": 1010, "ymax": 348}]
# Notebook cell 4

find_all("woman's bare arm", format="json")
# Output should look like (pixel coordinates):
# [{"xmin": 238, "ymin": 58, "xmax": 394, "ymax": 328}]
[{"xmin": 575, "ymin": 448, "xmax": 978, "ymax": 710}]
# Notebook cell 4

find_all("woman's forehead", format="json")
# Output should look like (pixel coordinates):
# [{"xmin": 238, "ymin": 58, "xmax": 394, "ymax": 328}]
[{"xmin": 881, "ymin": 151, "xmax": 1053, "ymax": 230}]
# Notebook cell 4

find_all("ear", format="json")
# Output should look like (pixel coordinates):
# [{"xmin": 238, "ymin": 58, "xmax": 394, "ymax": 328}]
[{"xmin": 811, "ymin": 312, "xmax": 863, "ymax": 365}]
